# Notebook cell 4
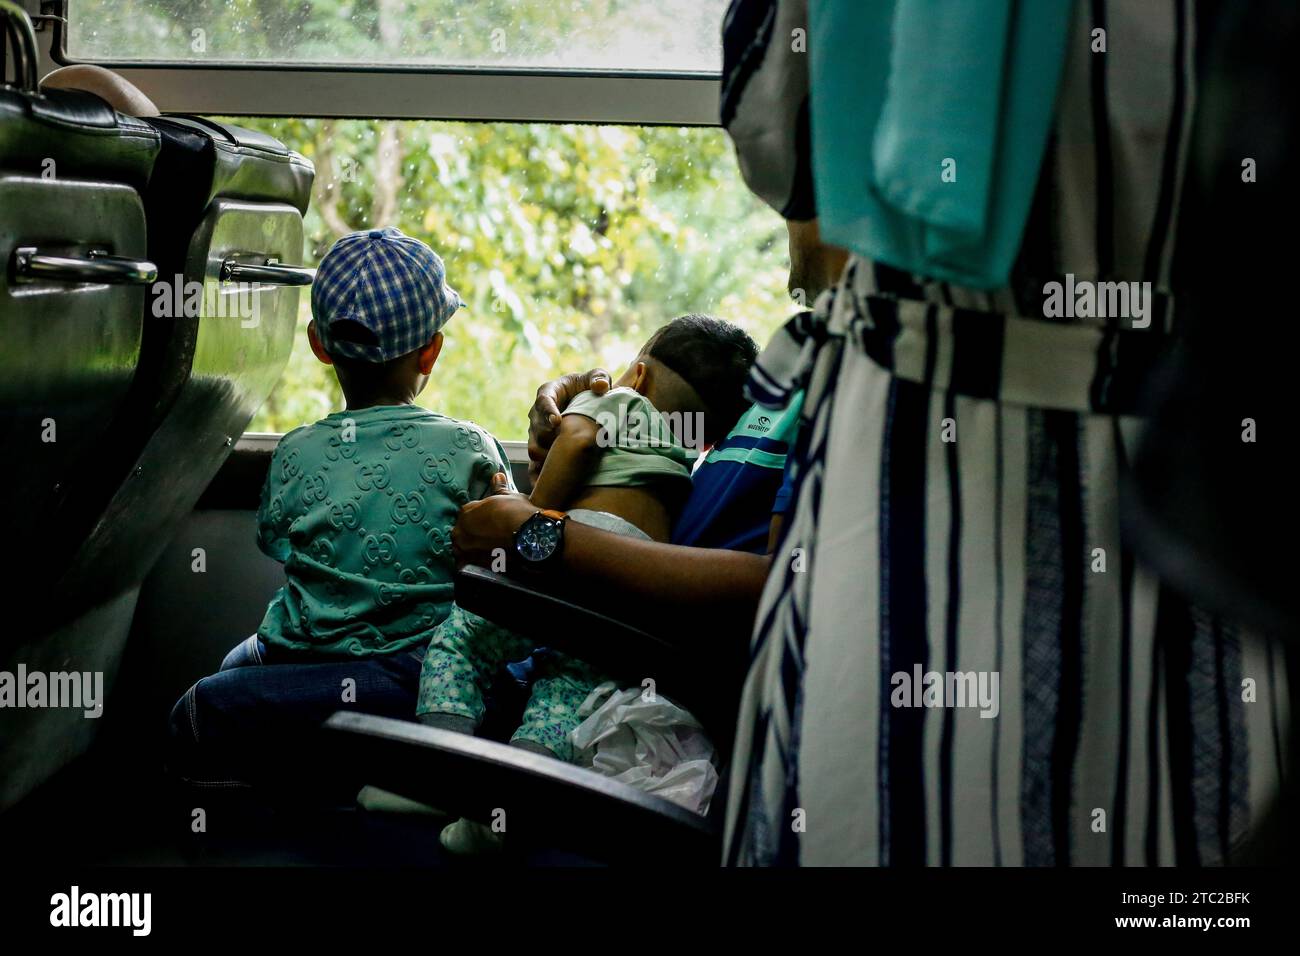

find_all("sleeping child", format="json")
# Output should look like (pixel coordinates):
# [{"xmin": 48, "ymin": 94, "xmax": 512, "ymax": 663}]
[{"xmin": 415, "ymin": 313, "xmax": 757, "ymax": 852}]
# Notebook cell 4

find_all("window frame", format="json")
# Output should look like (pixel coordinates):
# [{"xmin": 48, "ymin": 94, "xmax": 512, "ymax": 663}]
[
  {"xmin": 27, "ymin": 1, "xmax": 755, "ymax": 441},
  {"xmin": 243, "ymin": 434, "xmax": 530, "ymax": 465},
  {"xmin": 44, "ymin": 0, "xmax": 723, "ymax": 125}
]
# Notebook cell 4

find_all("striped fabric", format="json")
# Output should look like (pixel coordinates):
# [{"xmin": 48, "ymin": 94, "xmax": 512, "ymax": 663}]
[
  {"xmin": 721, "ymin": 0, "xmax": 1292, "ymax": 865},
  {"xmin": 721, "ymin": 0, "xmax": 816, "ymax": 220}
]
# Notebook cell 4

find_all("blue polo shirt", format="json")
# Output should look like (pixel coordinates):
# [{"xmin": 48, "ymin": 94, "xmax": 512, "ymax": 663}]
[{"xmin": 671, "ymin": 391, "xmax": 804, "ymax": 554}]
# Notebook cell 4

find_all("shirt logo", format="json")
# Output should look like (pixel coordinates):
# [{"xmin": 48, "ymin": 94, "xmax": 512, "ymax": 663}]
[
  {"xmin": 390, "ymin": 492, "xmax": 426, "ymax": 524},
  {"xmin": 355, "ymin": 462, "xmax": 391, "ymax": 491},
  {"xmin": 750, "ymin": 416, "xmax": 772, "ymax": 434},
  {"xmin": 362, "ymin": 532, "xmax": 398, "ymax": 566},
  {"xmin": 384, "ymin": 422, "xmax": 421, "ymax": 451},
  {"xmin": 327, "ymin": 499, "xmax": 361, "ymax": 530},
  {"xmin": 453, "ymin": 426, "xmax": 484, "ymax": 452},
  {"xmin": 325, "ymin": 433, "xmax": 358, "ymax": 461},
  {"xmin": 301, "ymin": 471, "xmax": 330, "ymax": 504},
  {"xmin": 280, "ymin": 447, "xmax": 303, "ymax": 480}
]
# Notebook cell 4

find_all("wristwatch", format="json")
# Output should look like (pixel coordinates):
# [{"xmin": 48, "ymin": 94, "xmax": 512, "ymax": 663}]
[{"xmin": 513, "ymin": 509, "xmax": 569, "ymax": 572}]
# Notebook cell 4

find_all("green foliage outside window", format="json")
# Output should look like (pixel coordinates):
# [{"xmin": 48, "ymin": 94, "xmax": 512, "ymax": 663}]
[
  {"xmin": 236, "ymin": 119, "xmax": 791, "ymax": 439},
  {"xmin": 69, "ymin": 1, "xmax": 792, "ymax": 439}
]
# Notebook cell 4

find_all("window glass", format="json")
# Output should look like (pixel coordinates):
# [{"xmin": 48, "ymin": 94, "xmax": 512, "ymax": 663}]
[
  {"xmin": 232, "ymin": 119, "xmax": 790, "ymax": 440},
  {"xmin": 67, "ymin": 0, "xmax": 730, "ymax": 73}
]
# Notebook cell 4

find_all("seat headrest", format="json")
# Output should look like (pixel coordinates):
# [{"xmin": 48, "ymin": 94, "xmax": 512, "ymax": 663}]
[
  {"xmin": 143, "ymin": 115, "xmax": 315, "ymax": 219},
  {"xmin": 0, "ymin": 87, "xmax": 160, "ymax": 190}
]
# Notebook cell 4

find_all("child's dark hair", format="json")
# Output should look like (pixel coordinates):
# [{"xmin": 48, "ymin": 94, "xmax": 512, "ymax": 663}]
[
  {"xmin": 327, "ymin": 319, "xmax": 418, "ymax": 402},
  {"xmin": 644, "ymin": 313, "xmax": 758, "ymax": 444}
]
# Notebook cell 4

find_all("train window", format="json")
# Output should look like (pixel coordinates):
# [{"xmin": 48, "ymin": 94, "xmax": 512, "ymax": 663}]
[
  {"xmin": 56, "ymin": 2, "xmax": 785, "ymax": 437},
  {"xmin": 66, "ymin": 0, "xmax": 729, "ymax": 74},
  {"xmin": 229, "ymin": 118, "xmax": 788, "ymax": 438}
]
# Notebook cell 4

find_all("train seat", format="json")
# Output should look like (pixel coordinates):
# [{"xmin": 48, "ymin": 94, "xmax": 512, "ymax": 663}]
[
  {"xmin": 0, "ymin": 86, "xmax": 159, "ymax": 593},
  {"xmin": 50, "ymin": 115, "xmax": 315, "ymax": 618},
  {"xmin": 326, "ymin": 565, "xmax": 742, "ymax": 863},
  {"xmin": 1, "ymin": 15, "xmax": 314, "ymax": 811},
  {"xmin": 1, "ymin": 9, "xmax": 161, "ymax": 810}
]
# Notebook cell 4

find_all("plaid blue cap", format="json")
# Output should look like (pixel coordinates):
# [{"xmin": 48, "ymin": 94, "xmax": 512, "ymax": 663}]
[{"xmin": 310, "ymin": 227, "xmax": 463, "ymax": 363}]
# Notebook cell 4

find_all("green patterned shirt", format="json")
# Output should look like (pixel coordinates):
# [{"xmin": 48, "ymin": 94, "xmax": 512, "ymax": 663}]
[{"xmin": 256, "ymin": 405, "xmax": 512, "ymax": 656}]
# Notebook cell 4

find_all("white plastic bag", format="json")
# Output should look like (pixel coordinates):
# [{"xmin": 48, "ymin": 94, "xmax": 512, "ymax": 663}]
[{"xmin": 570, "ymin": 681, "xmax": 718, "ymax": 815}]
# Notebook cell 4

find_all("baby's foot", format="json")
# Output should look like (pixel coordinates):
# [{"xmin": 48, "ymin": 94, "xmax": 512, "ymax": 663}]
[{"xmin": 439, "ymin": 817, "xmax": 504, "ymax": 855}]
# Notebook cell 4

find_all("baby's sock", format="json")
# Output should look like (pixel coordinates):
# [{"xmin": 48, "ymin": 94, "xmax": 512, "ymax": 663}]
[
  {"xmin": 510, "ymin": 738, "xmax": 557, "ymax": 759},
  {"xmin": 417, "ymin": 712, "xmax": 477, "ymax": 735}
]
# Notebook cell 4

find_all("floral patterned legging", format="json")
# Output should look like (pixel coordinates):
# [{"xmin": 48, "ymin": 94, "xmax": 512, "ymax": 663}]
[{"xmin": 416, "ymin": 601, "xmax": 607, "ymax": 763}]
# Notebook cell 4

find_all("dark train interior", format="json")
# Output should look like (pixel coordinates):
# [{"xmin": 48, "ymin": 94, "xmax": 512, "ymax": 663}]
[{"xmin": 1, "ymin": 0, "xmax": 1295, "ymax": 939}]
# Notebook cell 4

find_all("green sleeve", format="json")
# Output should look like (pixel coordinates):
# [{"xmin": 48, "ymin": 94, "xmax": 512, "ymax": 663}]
[
  {"xmin": 464, "ymin": 427, "xmax": 518, "ymax": 501},
  {"xmin": 255, "ymin": 444, "xmax": 291, "ymax": 564},
  {"xmin": 491, "ymin": 436, "xmax": 518, "ymax": 492}
]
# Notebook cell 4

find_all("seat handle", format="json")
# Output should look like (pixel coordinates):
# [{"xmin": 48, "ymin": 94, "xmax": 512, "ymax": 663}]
[
  {"xmin": 220, "ymin": 257, "xmax": 315, "ymax": 286},
  {"xmin": 13, "ymin": 247, "xmax": 158, "ymax": 285},
  {"xmin": 1, "ymin": 1, "xmax": 39, "ymax": 93}
]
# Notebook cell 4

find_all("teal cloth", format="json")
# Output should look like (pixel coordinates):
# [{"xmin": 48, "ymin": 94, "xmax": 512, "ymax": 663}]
[
  {"xmin": 809, "ymin": 0, "xmax": 1074, "ymax": 289},
  {"xmin": 256, "ymin": 405, "xmax": 513, "ymax": 656}
]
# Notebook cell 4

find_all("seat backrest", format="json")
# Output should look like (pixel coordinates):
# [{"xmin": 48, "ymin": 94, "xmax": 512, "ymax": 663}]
[
  {"xmin": 0, "ymin": 84, "xmax": 160, "ymax": 605},
  {"xmin": 0, "ymin": 2, "xmax": 163, "ymax": 813},
  {"xmin": 47, "ymin": 115, "xmax": 315, "ymax": 621},
  {"xmin": 2, "ymin": 96, "xmax": 314, "ymax": 813}
]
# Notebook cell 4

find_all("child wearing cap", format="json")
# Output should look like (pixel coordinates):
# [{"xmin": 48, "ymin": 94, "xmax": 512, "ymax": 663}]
[
  {"xmin": 219, "ymin": 227, "xmax": 513, "ymax": 670},
  {"xmin": 415, "ymin": 314, "xmax": 758, "ymax": 853}
]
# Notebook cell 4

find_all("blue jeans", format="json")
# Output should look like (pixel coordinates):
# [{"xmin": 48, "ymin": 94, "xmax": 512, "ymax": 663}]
[{"xmin": 168, "ymin": 636, "xmax": 425, "ymax": 791}]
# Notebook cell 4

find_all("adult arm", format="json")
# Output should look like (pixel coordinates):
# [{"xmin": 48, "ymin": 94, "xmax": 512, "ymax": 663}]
[{"xmin": 452, "ymin": 492, "xmax": 772, "ymax": 628}]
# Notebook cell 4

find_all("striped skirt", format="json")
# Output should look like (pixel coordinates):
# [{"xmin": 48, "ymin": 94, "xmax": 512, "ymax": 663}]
[{"xmin": 724, "ymin": 262, "xmax": 1291, "ymax": 866}]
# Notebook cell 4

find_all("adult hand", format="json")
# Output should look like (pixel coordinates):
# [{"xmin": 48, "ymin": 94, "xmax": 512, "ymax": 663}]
[
  {"xmin": 526, "ymin": 368, "xmax": 611, "ymax": 483},
  {"xmin": 452, "ymin": 487, "xmax": 536, "ymax": 566}
]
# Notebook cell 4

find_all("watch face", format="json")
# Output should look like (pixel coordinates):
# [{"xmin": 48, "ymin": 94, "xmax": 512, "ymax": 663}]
[{"xmin": 516, "ymin": 515, "xmax": 560, "ymax": 563}]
